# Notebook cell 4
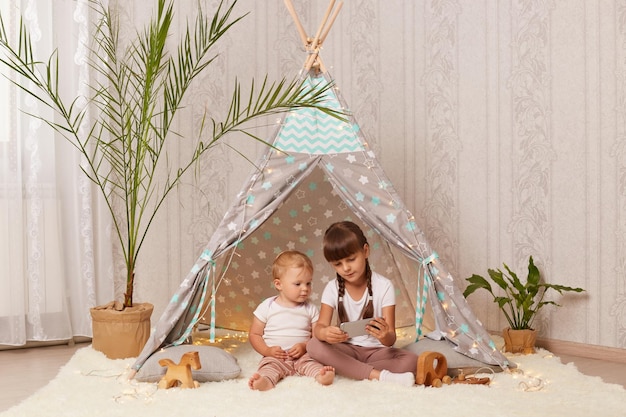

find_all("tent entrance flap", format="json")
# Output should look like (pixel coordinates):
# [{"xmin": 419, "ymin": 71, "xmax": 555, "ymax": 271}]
[{"xmin": 197, "ymin": 166, "xmax": 419, "ymax": 331}]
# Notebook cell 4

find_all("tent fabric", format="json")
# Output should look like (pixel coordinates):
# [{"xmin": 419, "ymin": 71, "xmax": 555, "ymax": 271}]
[{"xmin": 131, "ymin": 71, "xmax": 510, "ymax": 373}]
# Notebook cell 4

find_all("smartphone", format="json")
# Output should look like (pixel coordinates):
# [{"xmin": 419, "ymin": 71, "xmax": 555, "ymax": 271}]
[{"xmin": 339, "ymin": 318, "xmax": 379, "ymax": 338}]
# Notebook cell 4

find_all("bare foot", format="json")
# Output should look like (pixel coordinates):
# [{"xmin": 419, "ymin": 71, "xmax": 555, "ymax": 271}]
[
  {"xmin": 315, "ymin": 365, "xmax": 335, "ymax": 386},
  {"xmin": 248, "ymin": 373, "xmax": 274, "ymax": 391}
]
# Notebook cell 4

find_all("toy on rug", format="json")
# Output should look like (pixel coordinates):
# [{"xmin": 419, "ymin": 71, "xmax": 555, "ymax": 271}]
[
  {"xmin": 157, "ymin": 350, "xmax": 202, "ymax": 389},
  {"xmin": 415, "ymin": 351, "xmax": 448, "ymax": 387},
  {"xmin": 442, "ymin": 371, "xmax": 491, "ymax": 386},
  {"xmin": 415, "ymin": 351, "xmax": 491, "ymax": 387}
]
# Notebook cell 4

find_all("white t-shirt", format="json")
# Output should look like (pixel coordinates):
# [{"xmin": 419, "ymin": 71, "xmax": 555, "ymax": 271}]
[
  {"xmin": 320, "ymin": 271, "xmax": 395, "ymax": 347},
  {"xmin": 253, "ymin": 296, "xmax": 319, "ymax": 350}
]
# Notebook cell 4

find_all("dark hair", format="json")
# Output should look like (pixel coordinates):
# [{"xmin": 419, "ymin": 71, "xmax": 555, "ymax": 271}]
[
  {"xmin": 323, "ymin": 221, "xmax": 368, "ymax": 262},
  {"xmin": 323, "ymin": 221, "xmax": 373, "ymax": 323}
]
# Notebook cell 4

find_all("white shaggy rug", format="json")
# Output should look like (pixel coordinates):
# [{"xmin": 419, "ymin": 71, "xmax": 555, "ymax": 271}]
[{"xmin": 2, "ymin": 341, "xmax": 625, "ymax": 417}]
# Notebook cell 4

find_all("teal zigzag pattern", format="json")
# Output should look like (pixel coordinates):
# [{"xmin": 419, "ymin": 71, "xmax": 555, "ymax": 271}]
[{"xmin": 275, "ymin": 83, "xmax": 364, "ymax": 155}]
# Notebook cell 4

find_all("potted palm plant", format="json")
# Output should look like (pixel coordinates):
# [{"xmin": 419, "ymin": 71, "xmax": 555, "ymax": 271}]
[
  {"xmin": 463, "ymin": 256, "xmax": 585, "ymax": 354},
  {"xmin": 0, "ymin": 0, "xmax": 341, "ymax": 358}
]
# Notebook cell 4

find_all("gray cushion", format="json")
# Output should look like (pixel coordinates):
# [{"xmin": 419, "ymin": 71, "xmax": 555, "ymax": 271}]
[
  {"xmin": 135, "ymin": 344, "xmax": 241, "ymax": 382},
  {"xmin": 403, "ymin": 338, "xmax": 503, "ymax": 377}
]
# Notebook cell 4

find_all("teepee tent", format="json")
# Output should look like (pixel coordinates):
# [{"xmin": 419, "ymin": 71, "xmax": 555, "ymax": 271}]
[{"xmin": 131, "ymin": 0, "xmax": 509, "ymax": 373}]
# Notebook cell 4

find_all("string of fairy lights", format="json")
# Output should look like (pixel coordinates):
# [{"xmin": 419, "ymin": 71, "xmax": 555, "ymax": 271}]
[{"xmin": 174, "ymin": 74, "xmax": 509, "ymax": 370}]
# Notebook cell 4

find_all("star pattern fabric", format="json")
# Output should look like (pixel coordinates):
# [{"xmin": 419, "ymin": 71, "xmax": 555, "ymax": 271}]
[{"xmin": 132, "ymin": 71, "xmax": 509, "ymax": 373}]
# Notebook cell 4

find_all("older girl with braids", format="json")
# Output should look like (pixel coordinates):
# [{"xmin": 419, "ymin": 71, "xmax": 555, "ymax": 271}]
[{"xmin": 306, "ymin": 221, "xmax": 418, "ymax": 386}]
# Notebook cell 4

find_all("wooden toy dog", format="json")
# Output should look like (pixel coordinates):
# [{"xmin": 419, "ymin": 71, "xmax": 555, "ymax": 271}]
[{"xmin": 157, "ymin": 350, "xmax": 202, "ymax": 389}]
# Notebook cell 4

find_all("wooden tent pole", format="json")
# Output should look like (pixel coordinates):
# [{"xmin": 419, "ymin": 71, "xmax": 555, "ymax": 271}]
[
  {"xmin": 310, "ymin": 0, "xmax": 335, "ymax": 46},
  {"xmin": 319, "ymin": 1, "xmax": 343, "ymax": 45},
  {"xmin": 304, "ymin": 0, "xmax": 340, "ymax": 72},
  {"xmin": 284, "ymin": 0, "xmax": 309, "ymax": 47},
  {"xmin": 284, "ymin": 0, "xmax": 342, "ymax": 74}
]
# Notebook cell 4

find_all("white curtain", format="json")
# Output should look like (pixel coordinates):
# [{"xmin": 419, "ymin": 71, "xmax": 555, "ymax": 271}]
[{"xmin": 0, "ymin": 0, "xmax": 113, "ymax": 346}]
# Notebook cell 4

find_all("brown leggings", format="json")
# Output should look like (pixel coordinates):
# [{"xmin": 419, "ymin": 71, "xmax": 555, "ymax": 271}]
[{"xmin": 306, "ymin": 337, "xmax": 418, "ymax": 380}]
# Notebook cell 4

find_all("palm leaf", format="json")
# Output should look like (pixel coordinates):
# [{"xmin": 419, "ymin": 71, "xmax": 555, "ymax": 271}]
[{"xmin": 0, "ymin": 0, "xmax": 345, "ymax": 307}]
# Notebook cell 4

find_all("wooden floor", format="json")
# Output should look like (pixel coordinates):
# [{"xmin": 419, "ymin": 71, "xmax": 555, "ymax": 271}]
[{"xmin": 0, "ymin": 342, "xmax": 625, "ymax": 413}]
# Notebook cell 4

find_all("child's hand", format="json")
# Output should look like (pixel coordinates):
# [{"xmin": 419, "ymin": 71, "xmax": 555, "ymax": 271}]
[
  {"xmin": 287, "ymin": 342, "xmax": 306, "ymax": 359},
  {"xmin": 325, "ymin": 325, "xmax": 349, "ymax": 344},
  {"xmin": 267, "ymin": 346, "xmax": 289, "ymax": 360},
  {"xmin": 367, "ymin": 317, "xmax": 395, "ymax": 346}
]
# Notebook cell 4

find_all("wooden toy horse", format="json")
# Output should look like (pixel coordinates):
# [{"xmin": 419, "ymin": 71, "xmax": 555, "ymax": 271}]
[{"xmin": 157, "ymin": 351, "xmax": 202, "ymax": 389}]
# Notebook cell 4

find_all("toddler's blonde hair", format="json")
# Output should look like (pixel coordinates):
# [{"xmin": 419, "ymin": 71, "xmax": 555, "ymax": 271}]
[{"xmin": 272, "ymin": 250, "xmax": 313, "ymax": 281}]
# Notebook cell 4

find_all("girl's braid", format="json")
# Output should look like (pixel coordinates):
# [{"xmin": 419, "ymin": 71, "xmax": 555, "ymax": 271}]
[
  {"xmin": 362, "ymin": 262, "xmax": 374, "ymax": 319},
  {"xmin": 337, "ymin": 277, "xmax": 347, "ymax": 324},
  {"xmin": 337, "ymin": 262, "xmax": 374, "ymax": 323}
]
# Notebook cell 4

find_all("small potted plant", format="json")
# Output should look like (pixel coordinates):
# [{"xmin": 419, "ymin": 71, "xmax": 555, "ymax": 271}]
[
  {"xmin": 0, "ymin": 0, "xmax": 340, "ymax": 358},
  {"xmin": 463, "ymin": 256, "xmax": 585, "ymax": 354}
]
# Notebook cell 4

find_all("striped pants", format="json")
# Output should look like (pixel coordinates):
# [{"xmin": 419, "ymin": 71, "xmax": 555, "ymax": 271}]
[{"xmin": 255, "ymin": 353, "xmax": 324, "ymax": 387}]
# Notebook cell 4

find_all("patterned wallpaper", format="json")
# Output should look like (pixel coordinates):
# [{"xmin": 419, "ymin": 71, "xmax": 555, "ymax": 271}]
[{"xmin": 117, "ymin": 0, "xmax": 626, "ymax": 350}]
